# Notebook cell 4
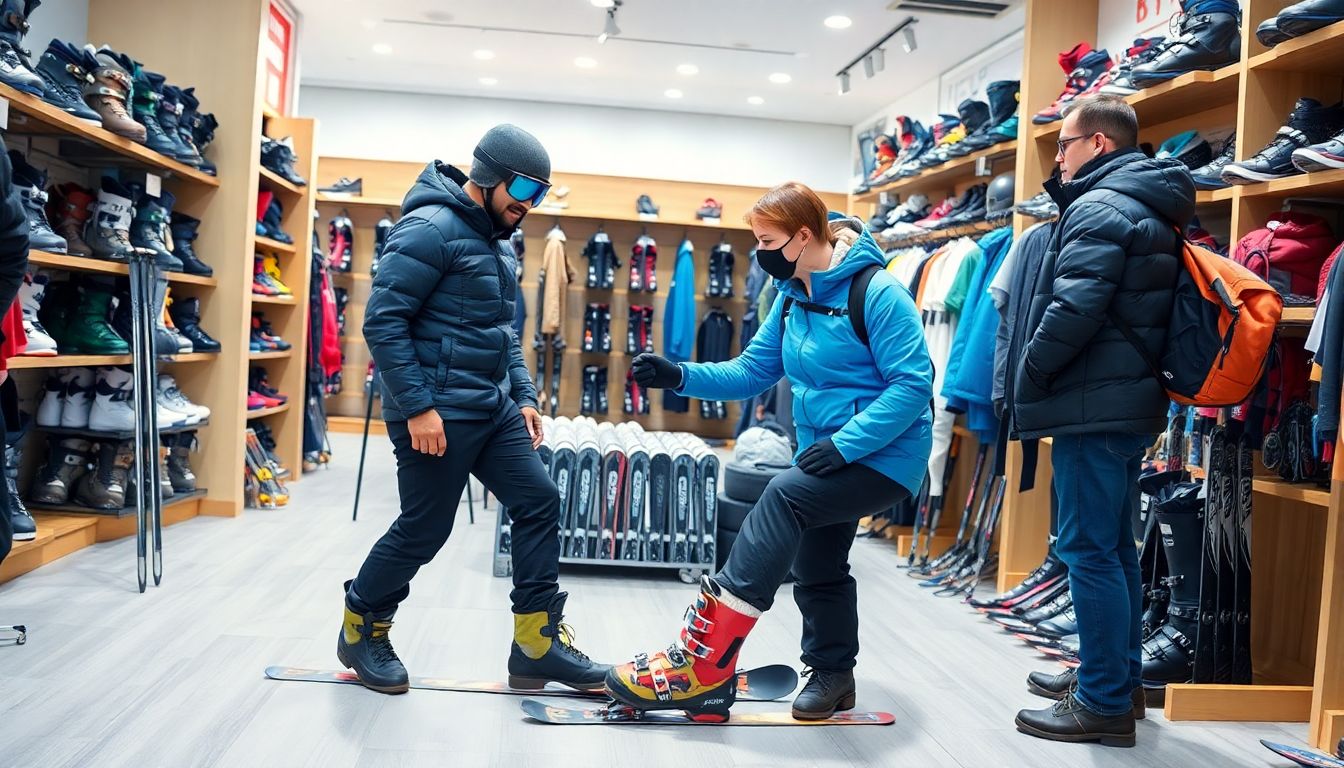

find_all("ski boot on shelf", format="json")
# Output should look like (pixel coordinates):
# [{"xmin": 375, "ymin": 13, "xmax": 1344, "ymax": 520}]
[
  {"xmin": 968, "ymin": 552, "xmax": 1067, "ymax": 612},
  {"xmin": 508, "ymin": 592, "xmax": 609, "ymax": 691},
  {"xmin": 59, "ymin": 367, "xmax": 94, "ymax": 429},
  {"xmin": 48, "ymin": 183, "xmax": 95, "ymax": 257},
  {"xmin": 30, "ymin": 436, "xmax": 91, "ymax": 505},
  {"xmin": 74, "ymin": 439, "xmax": 133, "ymax": 510},
  {"xmin": 262, "ymin": 255, "xmax": 292, "ymax": 295},
  {"xmin": 19, "ymin": 271, "xmax": 58, "ymax": 356},
  {"xmin": 5, "ymin": 441, "xmax": 34, "ymax": 541},
  {"xmin": 84, "ymin": 45, "xmax": 144, "ymax": 142},
  {"xmin": 1141, "ymin": 489, "xmax": 1204, "ymax": 686},
  {"xmin": 165, "ymin": 432, "xmax": 199, "ymax": 493},
  {"xmin": 87, "ymin": 177, "xmax": 137, "ymax": 262},
  {"xmin": 9, "ymin": 151, "xmax": 67, "ymax": 253},
  {"xmin": 337, "ymin": 579, "xmax": 409, "ymax": 694},
  {"xmin": 128, "ymin": 65, "xmax": 184, "ymax": 159},
  {"xmin": 169, "ymin": 212, "xmax": 212, "ymax": 276},
  {"xmin": 0, "ymin": 0, "xmax": 44, "ymax": 97},
  {"xmin": 169, "ymin": 296, "xmax": 221, "ymax": 353},
  {"xmin": 605, "ymin": 576, "xmax": 760, "ymax": 722},
  {"xmin": 370, "ymin": 213, "xmax": 392, "ymax": 277}
]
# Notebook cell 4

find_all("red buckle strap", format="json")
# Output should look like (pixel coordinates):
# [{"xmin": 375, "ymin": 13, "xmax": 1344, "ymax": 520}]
[
  {"xmin": 683, "ymin": 606, "xmax": 715, "ymax": 635},
  {"xmin": 678, "ymin": 629, "xmax": 714, "ymax": 660}
]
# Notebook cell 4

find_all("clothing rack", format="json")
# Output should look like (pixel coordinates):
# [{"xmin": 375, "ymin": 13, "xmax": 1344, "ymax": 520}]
[{"xmin": 879, "ymin": 220, "xmax": 1012, "ymax": 251}]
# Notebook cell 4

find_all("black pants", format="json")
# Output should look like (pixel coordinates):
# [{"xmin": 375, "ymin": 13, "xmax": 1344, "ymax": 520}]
[
  {"xmin": 718, "ymin": 463, "xmax": 909, "ymax": 671},
  {"xmin": 350, "ymin": 401, "xmax": 560, "ymax": 615}
]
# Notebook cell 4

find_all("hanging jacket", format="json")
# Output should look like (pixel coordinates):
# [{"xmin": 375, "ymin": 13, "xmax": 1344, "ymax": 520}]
[
  {"xmin": 921, "ymin": 237, "xmax": 980, "ymax": 496},
  {"xmin": 696, "ymin": 309, "xmax": 735, "ymax": 419},
  {"xmin": 993, "ymin": 223, "xmax": 1053, "ymax": 412},
  {"xmin": 665, "ymin": 239, "xmax": 697, "ymax": 361},
  {"xmin": 364, "ymin": 161, "xmax": 537, "ymax": 421},
  {"xmin": 942, "ymin": 226, "xmax": 1014, "ymax": 441},
  {"xmin": 1011, "ymin": 147, "xmax": 1193, "ymax": 439},
  {"xmin": 676, "ymin": 216, "xmax": 933, "ymax": 495},
  {"xmin": 1316, "ymin": 255, "xmax": 1344, "ymax": 440},
  {"xmin": 539, "ymin": 229, "xmax": 572, "ymax": 336}
]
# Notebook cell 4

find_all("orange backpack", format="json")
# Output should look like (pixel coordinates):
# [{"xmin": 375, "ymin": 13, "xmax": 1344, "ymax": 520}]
[{"xmin": 1111, "ymin": 234, "xmax": 1283, "ymax": 407}]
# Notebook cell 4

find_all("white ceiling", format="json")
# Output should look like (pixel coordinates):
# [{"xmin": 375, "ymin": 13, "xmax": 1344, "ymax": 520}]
[{"xmin": 291, "ymin": 0, "xmax": 1024, "ymax": 127}]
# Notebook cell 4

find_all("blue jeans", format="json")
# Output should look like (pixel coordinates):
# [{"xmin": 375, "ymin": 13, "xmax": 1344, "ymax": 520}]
[{"xmin": 1051, "ymin": 432, "xmax": 1150, "ymax": 716}]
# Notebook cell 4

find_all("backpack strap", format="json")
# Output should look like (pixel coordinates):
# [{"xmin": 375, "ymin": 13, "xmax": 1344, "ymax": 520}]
[{"xmin": 778, "ymin": 264, "xmax": 883, "ymax": 347}]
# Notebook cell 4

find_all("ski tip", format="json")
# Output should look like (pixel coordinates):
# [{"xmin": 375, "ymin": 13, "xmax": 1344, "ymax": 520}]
[
  {"xmin": 1260, "ymin": 739, "xmax": 1344, "ymax": 768},
  {"xmin": 265, "ymin": 665, "xmax": 300, "ymax": 679},
  {"xmin": 520, "ymin": 698, "xmax": 561, "ymax": 723}
]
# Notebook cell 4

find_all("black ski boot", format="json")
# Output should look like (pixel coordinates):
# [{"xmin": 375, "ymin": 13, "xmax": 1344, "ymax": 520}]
[
  {"xmin": 169, "ymin": 212, "xmax": 212, "ymax": 276},
  {"xmin": 370, "ymin": 213, "xmax": 392, "ymax": 278},
  {"xmin": 947, "ymin": 98, "xmax": 992, "ymax": 157},
  {"xmin": 595, "ymin": 367, "xmax": 609, "ymax": 413},
  {"xmin": 1026, "ymin": 668, "xmax": 1146, "ymax": 719},
  {"xmin": 337, "ymin": 580, "xmax": 409, "ymax": 694},
  {"xmin": 170, "ymin": 297, "xmax": 221, "ymax": 353},
  {"xmin": 1142, "ymin": 486, "xmax": 1204, "ymax": 685},
  {"xmin": 792, "ymin": 668, "xmax": 856, "ymax": 720},
  {"xmin": 1129, "ymin": 0, "xmax": 1241, "ymax": 88},
  {"xmin": 0, "ymin": 0, "xmax": 43, "ymax": 97},
  {"xmin": 1015, "ymin": 691, "xmax": 1136, "ymax": 747},
  {"xmin": 9, "ymin": 150, "xmax": 66, "ymax": 253},
  {"xmin": 35, "ymin": 39, "xmax": 102, "ymax": 123},
  {"xmin": 130, "ymin": 188, "xmax": 182, "ymax": 270},
  {"xmin": 969, "ymin": 552, "xmax": 1066, "ymax": 611},
  {"xmin": 5, "ymin": 440, "xmax": 35, "ymax": 541},
  {"xmin": 507, "ymin": 592, "xmax": 609, "ymax": 690}
]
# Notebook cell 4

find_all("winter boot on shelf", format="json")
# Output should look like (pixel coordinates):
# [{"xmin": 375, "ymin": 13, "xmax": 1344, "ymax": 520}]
[
  {"xmin": 1191, "ymin": 134, "xmax": 1236, "ymax": 189},
  {"xmin": 0, "ymin": 0, "xmax": 44, "ymax": 96},
  {"xmin": 31, "ymin": 436, "xmax": 90, "ymax": 505},
  {"xmin": 88, "ymin": 367, "xmax": 136, "ymax": 433},
  {"xmin": 1026, "ymin": 667, "xmax": 1146, "ymax": 719},
  {"xmin": 162, "ymin": 287, "xmax": 193, "ymax": 354},
  {"xmin": 5, "ymin": 440, "xmax": 34, "ymax": 540},
  {"xmin": 19, "ymin": 271, "xmax": 56, "ymax": 356},
  {"xmin": 129, "ymin": 443, "xmax": 174, "ymax": 502},
  {"xmin": 507, "ymin": 592, "xmax": 609, "ymax": 691},
  {"xmin": 83, "ymin": 45, "xmax": 144, "ymax": 141},
  {"xmin": 150, "ymin": 276, "xmax": 181, "ymax": 356},
  {"xmin": 1292, "ymin": 123, "xmax": 1344, "ymax": 173},
  {"xmin": 158, "ymin": 373, "xmax": 209, "ymax": 421},
  {"xmin": 963, "ymin": 80, "xmax": 1020, "ymax": 151},
  {"xmin": 252, "ymin": 313, "xmax": 291, "ymax": 350},
  {"xmin": 128, "ymin": 66, "xmax": 184, "ymax": 158},
  {"xmin": 74, "ymin": 439, "xmax": 133, "ymax": 510},
  {"xmin": 260, "ymin": 135, "xmax": 307, "ymax": 186},
  {"xmin": 48, "ymin": 182, "xmax": 94, "ymax": 257},
  {"xmin": 250, "ymin": 367, "xmax": 287, "ymax": 406},
  {"xmin": 185, "ymin": 104, "xmax": 218, "ymax": 176},
  {"xmin": 8, "ymin": 151, "xmax": 66, "ymax": 253},
  {"xmin": 158, "ymin": 84, "xmax": 200, "ymax": 166},
  {"xmin": 1273, "ymin": 0, "xmax": 1344, "ymax": 39},
  {"xmin": 59, "ymin": 366, "xmax": 94, "ymax": 429},
  {"xmin": 130, "ymin": 188, "xmax": 182, "ymax": 270},
  {"xmin": 337, "ymin": 580, "xmax": 409, "ymax": 693},
  {"xmin": 87, "ymin": 177, "xmax": 137, "ymax": 262},
  {"xmin": 1099, "ymin": 36, "xmax": 1169, "ymax": 96},
  {"xmin": 262, "ymin": 255, "xmax": 292, "ymax": 295},
  {"xmin": 35, "ymin": 366, "xmax": 69, "ymax": 427},
  {"xmin": 66, "ymin": 278, "xmax": 129, "ymax": 354},
  {"xmin": 1129, "ymin": 0, "xmax": 1241, "ymax": 89},
  {"xmin": 1141, "ymin": 495, "xmax": 1204, "ymax": 686},
  {"xmin": 252, "ymin": 256, "xmax": 277, "ymax": 296},
  {"xmin": 262, "ymin": 197, "xmax": 292, "ymax": 244},
  {"xmin": 580, "ymin": 365, "xmax": 596, "ymax": 414},
  {"xmin": 1222, "ymin": 98, "xmax": 1344, "ymax": 183},
  {"xmin": 35, "ymin": 39, "xmax": 101, "ymax": 122},
  {"xmin": 370, "ymin": 212, "xmax": 392, "ymax": 278},
  {"xmin": 173, "ymin": 86, "xmax": 209, "ymax": 169},
  {"xmin": 168, "ymin": 212, "xmax": 211, "ymax": 276},
  {"xmin": 319, "ymin": 177, "xmax": 363, "ymax": 195},
  {"xmin": 1032, "ymin": 46, "xmax": 1113, "ymax": 124},
  {"xmin": 947, "ymin": 98, "xmax": 992, "ymax": 157},
  {"xmin": 1156, "ymin": 129, "xmax": 1213, "ymax": 170},
  {"xmin": 165, "ymin": 431, "xmax": 198, "ymax": 492},
  {"xmin": 605, "ymin": 576, "xmax": 759, "ymax": 721},
  {"xmin": 170, "ymin": 296, "xmax": 220, "ymax": 353}
]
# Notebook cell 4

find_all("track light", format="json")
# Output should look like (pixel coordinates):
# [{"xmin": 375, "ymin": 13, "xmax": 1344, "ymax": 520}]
[
  {"xmin": 598, "ymin": 3, "xmax": 621, "ymax": 44},
  {"xmin": 839, "ymin": 71, "xmax": 851, "ymax": 94},
  {"xmin": 873, "ymin": 48, "xmax": 885, "ymax": 72},
  {"xmin": 902, "ymin": 25, "xmax": 918, "ymax": 53},
  {"xmin": 863, "ymin": 55, "xmax": 874, "ymax": 78}
]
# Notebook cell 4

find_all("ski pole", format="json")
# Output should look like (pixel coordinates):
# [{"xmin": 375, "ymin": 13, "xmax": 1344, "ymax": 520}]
[{"xmin": 352, "ymin": 365, "xmax": 376, "ymax": 521}]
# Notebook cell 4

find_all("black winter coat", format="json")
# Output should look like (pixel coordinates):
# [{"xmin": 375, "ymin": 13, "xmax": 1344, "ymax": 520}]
[
  {"xmin": 364, "ymin": 162, "xmax": 537, "ymax": 421},
  {"xmin": 1011, "ymin": 148, "xmax": 1194, "ymax": 438},
  {"xmin": 0, "ymin": 137, "xmax": 28, "ymax": 343}
]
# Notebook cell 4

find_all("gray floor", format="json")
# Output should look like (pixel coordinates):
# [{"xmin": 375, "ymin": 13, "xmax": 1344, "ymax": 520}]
[{"xmin": 0, "ymin": 432, "xmax": 1312, "ymax": 767}]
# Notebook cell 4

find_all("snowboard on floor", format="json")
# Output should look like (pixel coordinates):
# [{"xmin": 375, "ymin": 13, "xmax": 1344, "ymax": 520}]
[
  {"xmin": 1260, "ymin": 739, "xmax": 1344, "ymax": 768},
  {"xmin": 265, "ymin": 664, "xmax": 798, "ymax": 702},
  {"xmin": 520, "ymin": 699, "xmax": 894, "ymax": 726}
]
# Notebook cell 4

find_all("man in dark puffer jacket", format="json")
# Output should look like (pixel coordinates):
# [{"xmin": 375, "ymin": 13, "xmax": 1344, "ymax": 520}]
[
  {"xmin": 1010, "ymin": 97, "xmax": 1193, "ymax": 747},
  {"xmin": 340, "ymin": 125, "xmax": 607, "ymax": 695}
]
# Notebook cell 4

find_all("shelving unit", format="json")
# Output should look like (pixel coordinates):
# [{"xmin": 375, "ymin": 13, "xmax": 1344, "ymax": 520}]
[
  {"xmin": 852, "ymin": 141, "xmax": 1018, "ymax": 204},
  {"xmin": 990, "ymin": 0, "xmax": 1344, "ymax": 745},
  {"xmin": 315, "ymin": 155, "xmax": 844, "ymax": 438}
]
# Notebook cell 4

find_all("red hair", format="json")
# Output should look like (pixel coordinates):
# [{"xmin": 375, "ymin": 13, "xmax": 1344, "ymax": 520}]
[{"xmin": 746, "ymin": 182, "xmax": 837, "ymax": 246}]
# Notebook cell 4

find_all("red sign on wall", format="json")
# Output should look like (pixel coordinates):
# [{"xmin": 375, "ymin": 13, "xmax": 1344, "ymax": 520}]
[{"xmin": 264, "ymin": 1, "xmax": 296, "ymax": 115}]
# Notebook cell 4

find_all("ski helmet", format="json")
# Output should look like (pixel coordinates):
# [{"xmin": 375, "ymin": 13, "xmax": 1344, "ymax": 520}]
[{"xmin": 986, "ymin": 172, "xmax": 1016, "ymax": 215}]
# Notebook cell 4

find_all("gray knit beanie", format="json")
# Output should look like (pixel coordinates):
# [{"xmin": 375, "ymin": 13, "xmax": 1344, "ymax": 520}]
[{"xmin": 469, "ymin": 124, "xmax": 551, "ymax": 187}]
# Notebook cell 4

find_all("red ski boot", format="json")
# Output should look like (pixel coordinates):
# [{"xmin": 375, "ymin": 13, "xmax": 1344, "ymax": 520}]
[{"xmin": 604, "ymin": 576, "xmax": 760, "ymax": 722}]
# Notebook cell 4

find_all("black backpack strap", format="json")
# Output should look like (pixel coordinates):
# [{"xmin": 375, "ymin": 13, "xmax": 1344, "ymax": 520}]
[
  {"xmin": 1107, "ymin": 308, "xmax": 1166, "ymax": 384},
  {"xmin": 848, "ymin": 263, "xmax": 883, "ymax": 346}
]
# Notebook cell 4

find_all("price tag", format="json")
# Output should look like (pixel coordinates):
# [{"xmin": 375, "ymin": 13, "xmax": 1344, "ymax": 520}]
[{"xmin": 145, "ymin": 173, "xmax": 162, "ymax": 197}]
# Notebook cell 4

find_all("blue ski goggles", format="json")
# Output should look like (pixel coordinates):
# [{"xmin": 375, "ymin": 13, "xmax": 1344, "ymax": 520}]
[{"xmin": 472, "ymin": 147, "xmax": 551, "ymax": 206}]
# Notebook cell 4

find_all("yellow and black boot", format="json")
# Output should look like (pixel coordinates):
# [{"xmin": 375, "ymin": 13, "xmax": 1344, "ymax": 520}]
[
  {"xmin": 605, "ymin": 575, "xmax": 761, "ymax": 722},
  {"xmin": 336, "ymin": 580, "xmax": 409, "ymax": 694},
  {"xmin": 508, "ymin": 591, "xmax": 609, "ymax": 691}
]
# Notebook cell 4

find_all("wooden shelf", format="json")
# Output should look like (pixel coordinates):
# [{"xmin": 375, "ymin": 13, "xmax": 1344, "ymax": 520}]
[
  {"xmin": 254, "ymin": 236, "xmax": 298, "ymax": 254},
  {"xmin": 0, "ymin": 513, "xmax": 98, "ymax": 584},
  {"xmin": 1195, "ymin": 187, "xmax": 1236, "ymax": 204},
  {"xmin": 1031, "ymin": 65, "xmax": 1240, "ymax": 143},
  {"xmin": 852, "ymin": 141, "xmax": 1018, "ymax": 204},
  {"xmin": 1166, "ymin": 683, "xmax": 1314, "ymax": 722},
  {"xmin": 250, "ymin": 349, "xmax": 294, "ymax": 360},
  {"xmin": 0, "ymin": 83, "xmax": 219, "ymax": 188},
  {"xmin": 1237, "ymin": 168, "xmax": 1344, "ymax": 199},
  {"xmin": 8, "ymin": 353, "xmax": 131, "ymax": 369},
  {"xmin": 332, "ymin": 271, "xmax": 372, "ymax": 282},
  {"xmin": 1249, "ymin": 20, "xmax": 1344, "ymax": 73},
  {"xmin": 28, "ymin": 250, "xmax": 128, "ymax": 276},
  {"xmin": 162, "ymin": 352, "xmax": 217, "ymax": 363},
  {"xmin": 26, "ymin": 489, "xmax": 208, "ymax": 518},
  {"xmin": 247, "ymin": 403, "xmax": 291, "ymax": 420},
  {"xmin": 1282, "ymin": 306, "xmax": 1316, "ymax": 325},
  {"xmin": 1254, "ymin": 477, "xmax": 1331, "ymax": 507},
  {"xmin": 168, "ymin": 271, "xmax": 218, "ymax": 287},
  {"xmin": 259, "ymin": 166, "xmax": 306, "ymax": 197},
  {"xmin": 251, "ymin": 293, "xmax": 298, "ymax": 306},
  {"xmin": 317, "ymin": 193, "xmax": 402, "ymax": 208}
]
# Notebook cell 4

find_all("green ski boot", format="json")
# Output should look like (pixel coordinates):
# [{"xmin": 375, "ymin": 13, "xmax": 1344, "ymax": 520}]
[{"xmin": 65, "ymin": 279, "xmax": 129, "ymax": 355}]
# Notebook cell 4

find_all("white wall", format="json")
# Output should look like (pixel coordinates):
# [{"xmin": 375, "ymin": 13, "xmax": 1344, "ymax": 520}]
[
  {"xmin": 297, "ymin": 86, "xmax": 852, "ymax": 192},
  {"xmin": 29, "ymin": 0, "xmax": 88, "ymax": 52}
]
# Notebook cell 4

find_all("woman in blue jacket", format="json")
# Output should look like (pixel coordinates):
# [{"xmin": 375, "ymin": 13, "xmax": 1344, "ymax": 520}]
[{"xmin": 605, "ymin": 182, "xmax": 933, "ymax": 722}]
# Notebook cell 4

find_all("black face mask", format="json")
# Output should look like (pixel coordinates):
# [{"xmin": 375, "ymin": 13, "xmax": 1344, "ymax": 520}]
[{"xmin": 756, "ymin": 232, "xmax": 803, "ymax": 281}]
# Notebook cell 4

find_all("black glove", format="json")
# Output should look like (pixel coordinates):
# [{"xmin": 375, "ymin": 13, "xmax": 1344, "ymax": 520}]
[
  {"xmin": 632, "ymin": 353, "xmax": 683, "ymax": 389},
  {"xmin": 796, "ymin": 439, "xmax": 847, "ymax": 476}
]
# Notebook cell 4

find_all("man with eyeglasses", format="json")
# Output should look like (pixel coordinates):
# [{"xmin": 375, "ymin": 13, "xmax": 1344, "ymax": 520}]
[
  {"xmin": 1008, "ymin": 96, "xmax": 1194, "ymax": 746},
  {"xmin": 339, "ymin": 124, "xmax": 608, "ymax": 694}
]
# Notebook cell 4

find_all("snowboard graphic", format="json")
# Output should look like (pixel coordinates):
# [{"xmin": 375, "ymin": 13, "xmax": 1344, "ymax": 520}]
[{"xmin": 520, "ymin": 699, "xmax": 895, "ymax": 726}]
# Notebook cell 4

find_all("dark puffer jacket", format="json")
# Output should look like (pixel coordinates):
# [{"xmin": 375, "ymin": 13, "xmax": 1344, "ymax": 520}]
[
  {"xmin": 1011, "ymin": 147, "xmax": 1194, "ymax": 439},
  {"xmin": 364, "ymin": 162, "xmax": 537, "ymax": 421}
]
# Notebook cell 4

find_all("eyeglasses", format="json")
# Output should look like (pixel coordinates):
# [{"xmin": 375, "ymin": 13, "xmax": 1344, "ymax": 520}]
[
  {"xmin": 472, "ymin": 147, "xmax": 551, "ymax": 206},
  {"xmin": 1056, "ymin": 135, "xmax": 1087, "ymax": 155}
]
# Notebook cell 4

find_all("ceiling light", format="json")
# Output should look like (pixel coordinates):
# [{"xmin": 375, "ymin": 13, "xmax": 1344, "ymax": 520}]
[
  {"xmin": 590, "ymin": 0, "xmax": 615, "ymax": 6},
  {"xmin": 575, "ymin": 56, "xmax": 597, "ymax": 68},
  {"xmin": 598, "ymin": 8, "xmax": 620, "ymax": 44},
  {"xmin": 676, "ymin": 63, "xmax": 699, "ymax": 76},
  {"xmin": 371, "ymin": 43, "xmax": 393, "ymax": 55},
  {"xmin": 768, "ymin": 72, "xmax": 792, "ymax": 84},
  {"xmin": 747, "ymin": 96, "xmax": 764, "ymax": 105},
  {"xmin": 479, "ymin": 77, "xmax": 498, "ymax": 86},
  {"xmin": 664, "ymin": 88, "xmax": 683, "ymax": 99},
  {"xmin": 824, "ymin": 15, "xmax": 853, "ymax": 29},
  {"xmin": 902, "ymin": 25, "xmax": 917, "ymax": 53},
  {"xmin": 473, "ymin": 49, "xmax": 495, "ymax": 60},
  {"xmin": 863, "ymin": 54, "xmax": 875, "ymax": 78},
  {"xmin": 838, "ymin": 71, "xmax": 851, "ymax": 94},
  {"xmin": 873, "ymin": 48, "xmax": 886, "ymax": 72}
]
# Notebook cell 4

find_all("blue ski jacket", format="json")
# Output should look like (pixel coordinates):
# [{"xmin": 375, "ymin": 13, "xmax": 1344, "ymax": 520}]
[
  {"xmin": 664, "ymin": 239, "xmax": 697, "ymax": 362},
  {"xmin": 676, "ymin": 216, "xmax": 933, "ymax": 495}
]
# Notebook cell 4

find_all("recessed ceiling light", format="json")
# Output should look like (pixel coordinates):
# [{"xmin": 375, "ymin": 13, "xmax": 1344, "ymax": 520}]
[
  {"xmin": 359, "ymin": 18, "xmax": 378, "ymax": 29},
  {"xmin": 676, "ymin": 63, "xmax": 699, "ymax": 76},
  {"xmin": 479, "ymin": 77, "xmax": 498, "ymax": 86},
  {"xmin": 371, "ymin": 43, "xmax": 393, "ymax": 55},
  {"xmin": 473, "ymin": 49, "xmax": 495, "ymax": 60},
  {"xmin": 747, "ymin": 96, "xmax": 764, "ymax": 105},
  {"xmin": 590, "ymin": 0, "xmax": 615, "ymax": 6},
  {"xmin": 575, "ymin": 56, "xmax": 598, "ymax": 68},
  {"xmin": 664, "ymin": 88, "xmax": 684, "ymax": 99},
  {"xmin": 768, "ymin": 72, "xmax": 792, "ymax": 84},
  {"xmin": 824, "ymin": 15, "xmax": 853, "ymax": 29}
]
